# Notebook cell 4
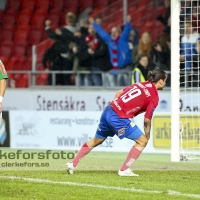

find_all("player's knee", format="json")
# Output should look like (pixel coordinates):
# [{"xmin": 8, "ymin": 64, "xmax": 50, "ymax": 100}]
[
  {"xmin": 92, "ymin": 137, "xmax": 104, "ymax": 146},
  {"xmin": 143, "ymin": 137, "xmax": 148, "ymax": 146},
  {"xmin": 137, "ymin": 135, "xmax": 148, "ymax": 147},
  {"xmin": 140, "ymin": 139, "xmax": 148, "ymax": 147}
]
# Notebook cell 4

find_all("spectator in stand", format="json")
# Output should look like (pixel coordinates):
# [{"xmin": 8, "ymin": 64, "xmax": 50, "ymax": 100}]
[
  {"xmin": 70, "ymin": 25, "xmax": 95, "ymax": 86},
  {"xmin": 44, "ymin": 12, "xmax": 79, "ymax": 85},
  {"xmin": 129, "ymin": 28, "xmax": 139, "ymax": 50},
  {"xmin": 78, "ymin": 34, "xmax": 112, "ymax": 86},
  {"xmin": 79, "ymin": 18, "xmax": 89, "ymax": 36},
  {"xmin": 180, "ymin": 21, "xmax": 199, "ymax": 70},
  {"xmin": 87, "ymin": 23, "xmax": 112, "ymax": 85},
  {"xmin": 62, "ymin": 12, "xmax": 79, "ymax": 34},
  {"xmin": 180, "ymin": 1, "xmax": 192, "ymax": 36},
  {"xmin": 132, "ymin": 32, "xmax": 156, "ymax": 71},
  {"xmin": 157, "ymin": 0, "xmax": 171, "ymax": 34},
  {"xmin": 90, "ymin": 16, "xmax": 133, "ymax": 87},
  {"xmin": 131, "ymin": 54, "xmax": 149, "ymax": 84},
  {"xmin": 191, "ymin": 38, "xmax": 200, "ymax": 87},
  {"xmin": 180, "ymin": 21, "xmax": 199, "ymax": 87},
  {"xmin": 72, "ymin": 23, "xmax": 112, "ymax": 86},
  {"xmin": 191, "ymin": 7, "xmax": 200, "ymax": 33},
  {"xmin": 42, "ymin": 45, "xmax": 63, "ymax": 85},
  {"xmin": 70, "ymin": 30, "xmax": 92, "ymax": 86},
  {"xmin": 154, "ymin": 33, "xmax": 171, "ymax": 71},
  {"xmin": 95, "ymin": 17, "xmax": 103, "ymax": 26},
  {"xmin": 154, "ymin": 33, "xmax": 171, "ymax": 86}
]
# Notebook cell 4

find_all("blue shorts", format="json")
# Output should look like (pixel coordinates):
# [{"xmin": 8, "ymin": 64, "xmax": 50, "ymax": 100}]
[{"xmin": 95, "ymin": 105, "xmax": 143, "ymax": 140}]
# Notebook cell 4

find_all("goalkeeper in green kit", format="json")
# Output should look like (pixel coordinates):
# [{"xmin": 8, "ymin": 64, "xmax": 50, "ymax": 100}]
[{"xmin": 0, "ymin": 60, "xmax": 8, "ymax": 118}]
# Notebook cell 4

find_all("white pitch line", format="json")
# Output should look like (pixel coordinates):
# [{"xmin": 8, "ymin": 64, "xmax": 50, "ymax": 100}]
[{"xmin": 0, "ymin": 176, "xmax": 200, "ymax": 199}]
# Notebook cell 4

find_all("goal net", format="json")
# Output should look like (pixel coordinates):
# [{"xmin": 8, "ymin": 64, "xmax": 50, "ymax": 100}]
[{"xmin": 179, "ymin": 0, "xmax": 200, "ymax": 160}]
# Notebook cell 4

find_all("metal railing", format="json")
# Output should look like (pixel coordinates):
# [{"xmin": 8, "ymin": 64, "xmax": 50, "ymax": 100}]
[{"xmin": 7, "ymin": 70, "xmax": 174, "ymax": 90}]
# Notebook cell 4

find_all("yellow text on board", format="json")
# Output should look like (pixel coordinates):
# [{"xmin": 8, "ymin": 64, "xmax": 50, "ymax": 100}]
[{"xmin": 153, "ymin": 115, "xmax": 200, "ymax": 148}]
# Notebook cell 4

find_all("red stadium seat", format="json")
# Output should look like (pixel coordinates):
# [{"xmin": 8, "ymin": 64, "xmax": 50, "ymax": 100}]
[
  {"xmin": 23, "ymin": 57, "xmax": 32, "ymax": 70},
  {"xmin": 63, "ymin": 0, "xmax": 78, "ymax": 14},
  {"xmin": 127, "ymin": 0, "xmax": 135, "ymax": 5},
  {"xmin": 0, "ymin": 45, "xmax": 12, "ymax": 58},
  {"xmin": 13, "ymin": 74, "xmax": 22, "ymax": 83},
  {"xmin": 128, "ymin": 6, "xmax": 137, "ymax": 15},
  {"xmin": 138, "ymin": 0, "xmax": 148, "ymax": 6},
  {"xmin": 13, "ymin": 56, "xmax": 27, "ymax": 71},
  {"xmin": 0, "ymin": 40, "xmax": 14, "ymax": 47},
  {"xmin": 31, "ymin": 14, "xmax": 45, "ymax": 29},
  {"xmin": 157, "ymin": 6, "xmax": 166, "ymax": 16},
  {"xmin": 46, "ymin": 14, "xmax": 60, "ymax": 30},
  {"xmin": 79, "ymin": 0, "xmax": 93, "ymax": 12},
  {"xmin": 36, "ymin": 74, "xmax": 48, "ymax": 85},
  {"xmin": 17, "ymin": 24, "xmax": 31, "ymax": 32},
  {"xmin": 12, "ymin": 44, "xmax": 27, "ymax": 57},
  {"xmin": 36, "ymin": 39, "xmax": 54, "ymax": 55},
  {"xmin": 99, "ymin": 7, "xmax": 110, "ymax": 19},
  {"xmin": 21, "ymin": 0, "xmax": 35, "ymax": 11},
  {"xmin": 42, "ymin": 29, "xmax": 49, "ymax": 40},
  {"xmin": 35, "ymin": 0, "xmax": 50, "ymax": 12},
  {"xmin": 132, "ymin": 6, "xmax": 145, "ymax": 22},
  {"xmin": 35, "ymin": 9, "xmax": 48, "ymax": 16},
  {"xmin": 60, "ymin": 11, "xmax": 67, "ymax": 26},
  {"xmin": 49, "ymin": 0, "xmax": 64, "ymax": 14},
  {"xmin": 28, "ymin": 29, "xmax": 42, "ymax": 45},
  {"xmin": 36, "ymin": 63, "xmax": 44, "ymax": 71},
  {"xmin": 114, "ymin": 10, "xmax": 123, "ymax": 22},
  {"xmin": 5, "ymin": 56, "xmax": 19, "ymax": 71},
  {"xmin": 20, "ymin": 8, "xmax": 33, "ymax": 16},
  {"xmin": 13, "ymin": 60, "xmax": 23, "ymax": 71},
  {"xmin": 0, "ymin": 30, "xmax": 13, "ymax": 42},
  {"xmin": 88, "ymin": 8, "xmax": 101, "ymax": 19},
  {"xmin": 109, "ymin": 1, "xmax": 123, "ymax": 13},
  {"xmin": 16, "ymin": 13, "xmax": 31, "ymax": 26},
  {"xmin": 0, "ymin": 9, "xmax": 3, "ymax": 21},
  {"xmin": 6, "ymin": 0, "xmax": 21, "ymax": 13},
  {"xmin": 16, "ymin": 74, "xmax": 29, "ymax": 88},
  {"xmin": 105, "ymin": 22, "xmax": 116, "ymax": 33},
  {"xmin": 1, "ymin": 13, "xmax": 16, "ymax": 30},
  {"xmin": 144, "ymin": 21, "xmax": 154, "ymax": 30},
  {"xmin": 13, "ymin": 29, "xmax": 29, "ymax": 44},
  {"xmin": 6, "ymin": 9, "xmax": 18, "ymax": 16},
  {"xmin": 0, "ymin": 56, "xmax": 9, "ymax": 65},
  {"xmin": 94, "ymin": 0, "xmax": 109, "ymax": 9},
  {"xmin": 109, "ymin": 0, "xmax": 117, "ymax": 5}
]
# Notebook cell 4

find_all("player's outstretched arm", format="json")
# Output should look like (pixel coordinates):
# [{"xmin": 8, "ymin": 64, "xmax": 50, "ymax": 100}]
[{"xmin": 144, "ymin": 118, "xmax": 151, "ymax": 140}]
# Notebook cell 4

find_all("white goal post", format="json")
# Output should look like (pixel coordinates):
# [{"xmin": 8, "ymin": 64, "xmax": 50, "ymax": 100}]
[
  {"xmin": 171, "ymin": 0, "xmax": 180, "ymax": 162},
  {"xmin": 171, "ymin": 0, "xmax": 200, "ymax": 161}
]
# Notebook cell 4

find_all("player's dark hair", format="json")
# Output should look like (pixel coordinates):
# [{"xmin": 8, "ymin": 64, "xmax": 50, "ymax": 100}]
[{"xmin": 147, "ymin": 69, "xmax": 167, "ymax": 83}]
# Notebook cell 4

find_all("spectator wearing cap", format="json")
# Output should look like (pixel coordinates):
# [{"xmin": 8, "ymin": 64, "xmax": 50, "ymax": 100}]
[
  {"xmin": 89, "ymin": 16, "xmax": 133, "ymax": 87},
  {"xmin": 78, "ymin": 33, "xmax": 112, "ymax": 86}
]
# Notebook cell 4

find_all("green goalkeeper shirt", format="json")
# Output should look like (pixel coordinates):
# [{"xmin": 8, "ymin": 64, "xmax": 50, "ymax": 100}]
[{"xmin": 0, "ymin": 60, "xmax": 8, "ymax": 80}]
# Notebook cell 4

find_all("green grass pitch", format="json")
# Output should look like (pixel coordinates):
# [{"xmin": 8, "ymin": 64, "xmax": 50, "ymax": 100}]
[{"xmin": 0, "ymin": 149, "xmax": 200, "ymax": 200}]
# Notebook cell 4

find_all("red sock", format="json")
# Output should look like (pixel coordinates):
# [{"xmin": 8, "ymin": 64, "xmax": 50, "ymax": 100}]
[
  {"xmin": 120, "ymin": 146, "xmax": 142, "ymax": 171},
  {"xmin": 72, "ymin": 143, "xmax": 92, "ymax": 167}
]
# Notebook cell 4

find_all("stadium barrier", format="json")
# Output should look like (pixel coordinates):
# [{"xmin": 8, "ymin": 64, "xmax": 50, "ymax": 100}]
[{"xmin": 1, "ymin": 110, "xmax": 199, "ymax": 155}]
